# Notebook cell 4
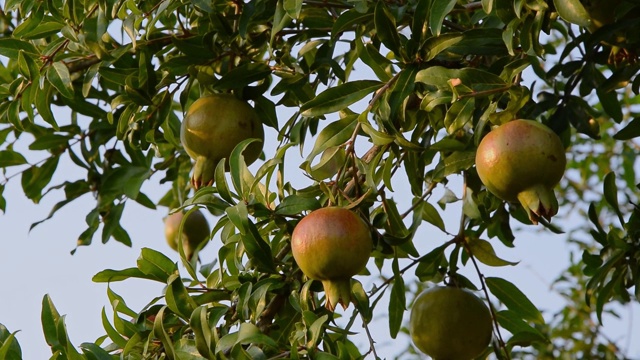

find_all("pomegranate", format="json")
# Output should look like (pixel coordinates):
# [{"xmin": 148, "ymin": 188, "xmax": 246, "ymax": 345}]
[
  {"xmin": 410, "ymin": 286, "xmax": 493, "ymax": 360},
  {"xmin": 475, "ymin": 119, "xmax": 566, "ymax": 224},
  {"xmin": 164, "ymin": 209, "xmax": 211, "ymax": 260},
  {"xmin": 180, "ymin": 94, "xmax": 264, "ymax": 189},
  {"xmin": 291, "ymin": 207, "xmax": 372, "ymax": 311}
]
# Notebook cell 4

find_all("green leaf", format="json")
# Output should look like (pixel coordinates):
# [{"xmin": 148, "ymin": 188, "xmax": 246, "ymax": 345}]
[
  {"xmin": 603, "ymin": 172, "xmax": 624, "ymax": 225},
  {"xmin": 553, "ymin": 0, "xmax": 590, "ymax": 27},
  {"xmin": 12, "ymin": 3, "xmax": 44, "ymax": 38},
  {"xmin": 213, "ymin": 63, "xmax": 272, "ymax": 91},
  {"xmin": 284, "ymin": 0, "xmax": 302, "ymax": 19},
  {"xmin": 41, "ymin": 294, "xmax": 61, "ymax": 348},
  {"xmin": 306, "ymin": 114, "xmax": 357, "ymax": 161},
  {"xmin": 485, "ymin": 277, "xmax": 544, "ymax": 324},
  {"xmin": 597, "ymin": 87, "xmax": 623, "ymax": 123},
  {"xmin": 466, "ymin": 238, "xmax": 518, "ymax": 267},
  {"xmin": 432, "ymin": 151, "xmax": 476, "ymax": 181},
  {"xmin": 374, "ymin": 1, "xmax": 403, "ymax": 58},
  {"xmin": 101, "ymin": 308, "xmax": 127, "ymax": 348},
  {"xmin": 190, "ymin": 306, "xmax": 215, "ymax": 358},
  {"xmin": 415, "ymin": 245, "xmax": 447, "ymax": 282},
  {"xmin": 351, "ymin": 280, "xmax": 372, "ymax": 323},
  {"xmin": 416, "ymin": 66, "xmax": 507, "ymax": 93},
  {"xmin": 0, "ymin": 326, "xmax": 21, "ymax": 360},
  {"xmin": 275, "ymin": 195, "xmax": 321, "ymax": 216},
  {"xmin": 300, "ymin": 80, "xmax": 384, "ymax": 117},
  {"xmin": 46, "ymin": 62, "xmax": 75, "ymax": 99},
  {"xmin": 614, "ymin": 117, "xmax": 640, "ymax": 140},
  {"xmin": 332, "ymin": 10, "xmax": 373, "ymax": 39},
  {"xmin": 137, "ymin": 247, "xmax": 178, "ymax": 282},
  {"xmin": 388, "ymin": 66, "xmax": 418, "ymax": 121},
  {"xmin": 507, "ymin": 330, "xmax": 550, "ymax": 347},
  {"xmin": 226, "ymin": 204, "xmax": 276, "ymax": 273},
  {"xmin": 21, "ymin": 156, "xmax": 59, "ymax": 203},
  {"xmin": 411, "ymin": 0, "xmax": 430, "ymax": 43},
  {"xmin": 35, "ymin": 83, "xmax": 58, "ymax": 129},
  {"xmin": 388, "ymin": 258, "xmax": 406, "ymax": 338},
  {"xmin": 421, "ymin": 33, "xmax": 464, "ymax": 61},
  {"xmin": 271, "ymin": 0, "xmax": 292, "ymax": 44},
  {"xmin": 92, "ymin": 267, "xmax": 156, "ymax": 282},
  {"xmin": 421, "ymin": 201, "xmax": 446, "ymax": 232},
  {"xmin": 0, "ymin": 151, "xmax": 28, "ymax": 167},
  {"xmin": 444, "ymin": 97, "xmax": 475, "ymax": 134},
  {"xmin": 153, "ymin": 307, "xmax": 176, "ymax": 359},
  {"xmin": 79, "ymin": 343, "xmax": 112, "ymax": 360},
  {"xmin": 0, "ymin": 38, "xmax": 39, "ymax": 59},
  {"xmin": 29, "ymin": 134, "xmax": 71, "ymax": 150},
  {"xmin": 228, "ymin": 138, "xmax": 260, "ymax": 198},
  {"xmin": 165, "ymin": 274, "xmax": 198, "ymax": 320},
  {"xmin": 429, "ymin": 0, "xmax": 457, "ymax": 36}
]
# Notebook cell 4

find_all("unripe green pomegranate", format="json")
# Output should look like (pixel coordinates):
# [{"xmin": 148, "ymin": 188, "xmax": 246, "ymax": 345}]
[
  {"xmin": 475, "ymin": 119, "xmax": 566, "ymax": 224},
  {"xmin": 410, "ymin": 286, "xmax": 493, "ymax": 360},
  {"xmin": 180, "ymin": 94, "xmax": 264, "ymax": 189},
  {"xmin": 291, "ymin": 207, "xmax": 372, "ymax": 311},
  {"xmin": 164, "ymin": 209, "xmax": 210, "ymax": 260}
]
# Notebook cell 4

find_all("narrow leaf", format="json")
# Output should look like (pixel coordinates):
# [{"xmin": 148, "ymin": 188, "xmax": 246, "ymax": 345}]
[
  {"xmin": 486, "ymin": 277, "xmax": 544, "ymax": 324},
  {"xmin": 301, "ymin": 80, "xmax": 383, "ymax": 117},
  {"xmin": 467, "ymin": 238, "xmax": 518, "ymax": 267}
]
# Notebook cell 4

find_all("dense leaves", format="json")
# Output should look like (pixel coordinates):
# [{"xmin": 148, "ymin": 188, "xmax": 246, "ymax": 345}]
[{"xmin": 0, "ymin": 0, "xmax": 639, "ymax": 358}]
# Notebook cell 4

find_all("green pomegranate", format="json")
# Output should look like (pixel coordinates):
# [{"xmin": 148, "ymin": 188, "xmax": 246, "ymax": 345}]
[
  {"xmin": 410, "ymin": 286, "xmax": 493, "ymax": 360},
  {"xmin": 164, "ymin": 209, "xmax": 211, "ymax": 260},
  {"xmin": 475, "ymin": 119, "xmax": 566, "ymax": 224},
  {"xmin": 180, "ymin": 94, "xmax": 264, "ymax": 189},
  {"xmin": 291, "ymin": 207, "xmax": 372, "ymax": 311}
]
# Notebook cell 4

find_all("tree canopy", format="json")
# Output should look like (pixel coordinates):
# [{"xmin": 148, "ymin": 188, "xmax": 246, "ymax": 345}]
[{"xmin": 0, "ymin": 0, "xmax": 639, "ymax": 358}]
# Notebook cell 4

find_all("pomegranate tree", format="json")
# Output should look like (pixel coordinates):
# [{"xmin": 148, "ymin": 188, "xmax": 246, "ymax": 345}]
[
  {"xmin": 291, "ymin": 207, "xmax": 372, "ymax": 311},
  {"xmin": 164, "ymin": 209, "xmax": 211, "ymax": 261},
  {"xmin": 409, "ymin": 286, "xmax": 493, "ymax": 360},
  {"xmin": 180, "ymin": 94, "xmax": 264, "ymax": 189},
  {"xmin": 475, "ymin": 119, "xmax": 566, "ymax": 224}
]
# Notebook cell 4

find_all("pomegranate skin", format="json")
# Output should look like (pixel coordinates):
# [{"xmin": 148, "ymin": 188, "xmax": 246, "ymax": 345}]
[
  {"xmin": 475, "ymin": 119, "xmax": 566, "ymax": 224},
  {"xmin": 164, "ymin": 209, "xmax": 211, "ymax": 260},
  {"xmin": 291, "ymin": 207, "xmax": 372, "ymax": 311},
  {"xmin": 180, "ymin": 94, "xmax": 264, "ymax": 189}
]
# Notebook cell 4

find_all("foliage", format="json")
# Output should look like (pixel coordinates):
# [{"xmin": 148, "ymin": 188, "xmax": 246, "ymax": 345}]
[{"xmin": 0, "ymin": 0, "xmax": 639, "ymax": 358}]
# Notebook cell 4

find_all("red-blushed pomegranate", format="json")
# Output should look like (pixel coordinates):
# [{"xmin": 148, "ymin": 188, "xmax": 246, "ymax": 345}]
[
  {"xmin": 409, "ymin": 286, "xmax": 493, "ymax": 360},
  {"xmin": 164, "ymin": 209, "xmax": 211, "ymax": 261},
  {"xmin": 291, "ymin": 207, "xmax": 372, "ymax": 311},
  {"xmin": 475, "ymin": 119, "xmax": 566, "ymax": 224},
  {"xmin": 180, "ymin": 94, "xmax": 264, "ymax": 189}
]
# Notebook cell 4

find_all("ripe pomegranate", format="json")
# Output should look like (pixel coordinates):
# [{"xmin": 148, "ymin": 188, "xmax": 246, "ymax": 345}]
[
  {"xmin": 410, "ymin": 286, "xmax": 493, "ymax": 360},
  {"xmin": 180, "ymin": 94, "xmax": 264, "ymax": 189},
  {"xmin": 164, "ymin": 209, "xmax": 211, "ymax": 261},
  {"xmin": 291, "ymin": 207, "xmax": 372, "ymax": 311},
  {"xmin": 475, "ymin": 119, "xmax": 566, "ymax": 224}
]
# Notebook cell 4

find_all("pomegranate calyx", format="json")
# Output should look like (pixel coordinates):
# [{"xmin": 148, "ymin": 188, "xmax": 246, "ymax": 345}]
[
  {"xmin": 321, "ymin": 279, "xmax": 352, "ymax": 311},
  {"xmin": 517, "ymin": 183, "xmax": 559, "ymax": 224},
  {"xmin": 192, "ymin": 155, "xmax": 217, "ymax": 189}
]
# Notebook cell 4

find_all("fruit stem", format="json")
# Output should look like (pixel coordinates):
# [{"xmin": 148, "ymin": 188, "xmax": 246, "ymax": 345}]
[
  {"xmin": 321, "ymin": 279, "xmax": 352, "ymax": 311},
  {"xmin": 517, "ymin": 184, "xmax": 559, "ymax": 225}
]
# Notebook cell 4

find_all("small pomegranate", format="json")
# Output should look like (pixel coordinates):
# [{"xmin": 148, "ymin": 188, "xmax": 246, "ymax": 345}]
[
  {"xmin": 475, "ymin": 119, "xmax": 566, "ymax": 224},
  {"xmin": 164, "ymin": 209, "xmax": 211, "ymax": 260},
  {"xmin": 291, "ymin": 207, "xmax": 372, "ymax": 311},
  {"xmin": 410, "ymin": 286, "xmax": 493, "ymax": 360},
  {"xmin": 180, "ymin": 94, "xmax": 264, "ymax": 189}
]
